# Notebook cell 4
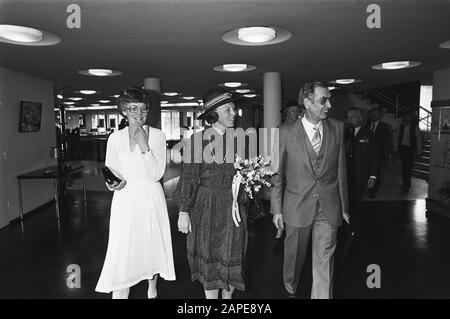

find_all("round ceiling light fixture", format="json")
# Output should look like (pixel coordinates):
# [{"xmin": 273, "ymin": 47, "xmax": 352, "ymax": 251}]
[
  {"xmin": 235, "ymin": 89, "xmax": 252, "ymax": 94},
  {"xmin": 78, "ymin": 69, "xmax": 122, "ymax": 77},
  {"xmin": 372, "ymin": 60, "xmax": 421, "ymax": 70},
  {"xmin": 78, "ymin": 90, "xmax": 98, "ymax": 95},
  {"xmin": 99, "ymin": 100, "xmax": 111, "ymax": 103},
  {"xmin": 222, "ymin": 26, "xmax": 291, "ymax": 46},
  {"xmin": 164, "ymin": 92, "xmax": 179, "ymax": 96},
  {"xmin": 329, "ymin": 79, "xmax": 362, "ymax": 85},
  {"xmin": 63, "ymin": 101, "xmax": 75, "ymax": 105},
  {"xmin": 0, "ymin": 24, "xmax": 60, "ymax": 46},
  {"xmin": 244, "ymin": 94, "xmax": 257, "ymax": 98},
  {"xmin": 69, "ymin": 97, "xmax": 83, "ymax": 101},
  {"xmin": 57, "ymin": 94, "xmax": 63, "ymax": 99},
  {"xmin": 182, "ymin": 96, "xmax": 195, "ymax": 100},
  {"xmin": 0, "ymin": 25, "xmax": 42, "ymax": 42},
  {"xmin": 213, "ymin": 64, "xmax": 256, "ymax": 72},
  {"xmin": 438, "ymin": 40, "xmax": 450, "ymax": 49},
  {"xmin": 238, "ymin": 27, "xmax": 276, "ymax": 43},
  {"xmin": 220, "ymin": 82, "xmax": 247, "ymax": 88}
]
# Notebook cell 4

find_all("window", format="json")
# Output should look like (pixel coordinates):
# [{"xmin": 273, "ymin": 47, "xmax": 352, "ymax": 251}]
[{"xmin": 161, "ymin": 110, "xmax": 181, "ymax": 140}]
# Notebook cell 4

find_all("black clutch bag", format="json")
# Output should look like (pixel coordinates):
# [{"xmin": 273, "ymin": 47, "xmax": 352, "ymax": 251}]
[
  {"xmin": 237, "ymin": 186, "xmax": 269, "ymax": 223},
  {"xmin": 102, "ymin": 165, "xmax": 122, "ymax": 185}
]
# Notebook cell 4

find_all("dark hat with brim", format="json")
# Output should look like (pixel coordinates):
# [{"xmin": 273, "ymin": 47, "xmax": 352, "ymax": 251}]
[{"xmin": 198, "ymin": 88, "xmax": 239, "ymax": 120}]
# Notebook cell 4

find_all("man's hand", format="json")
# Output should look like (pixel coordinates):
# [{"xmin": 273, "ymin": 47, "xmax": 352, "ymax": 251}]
[
  {"xmin": 272, "ymin": 213, "xmax": 284, "ymax": 231},
  {"xmin": 343, "ymin": 212, "xmax": 351, "ymax": 224},
  {"xmin": 106, "ymin": 179, "xmax": 127, "ymax": 191},
  {"xmin": 177, "ymin": 213, "xmax": 192, "ymax": 234}
]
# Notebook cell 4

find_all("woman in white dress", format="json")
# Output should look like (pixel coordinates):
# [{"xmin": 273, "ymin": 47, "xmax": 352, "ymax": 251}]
[{"xmin": 96, "ymin": 87, "xmax": 175, "ymax": 299}]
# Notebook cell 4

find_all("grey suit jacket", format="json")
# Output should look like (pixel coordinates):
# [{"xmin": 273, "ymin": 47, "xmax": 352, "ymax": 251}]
[{"xmin": 270, "ymin": 118, "xmax": 348, "ymax": 228}]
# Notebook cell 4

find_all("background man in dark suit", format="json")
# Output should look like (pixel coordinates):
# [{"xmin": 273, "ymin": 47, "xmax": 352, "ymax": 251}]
[
  {"xmin": 271, "ymin": 81, "xmax": 349, "ymax": 299},
  {"xmin": 366, "ymin": 107, "xmax": 393, "ymax": 197},
  {"xmin": 396, "ymin": 112, "xmax": 422, "ymax": 192},
  {"xmin": 345, "ymin": 107, "xmax": 381, "ymax": 232}
]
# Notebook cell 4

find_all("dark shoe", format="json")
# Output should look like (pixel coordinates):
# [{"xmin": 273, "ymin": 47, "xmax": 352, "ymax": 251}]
[{"xmin": 284, "ymin": 289, "xmax": 296, "ymax": 299}]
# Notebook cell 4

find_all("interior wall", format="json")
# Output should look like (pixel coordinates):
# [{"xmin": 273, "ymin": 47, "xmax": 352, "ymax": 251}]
[{"xmin": 0, "ymin": 66, "xmax": 56, "ymax": 227}]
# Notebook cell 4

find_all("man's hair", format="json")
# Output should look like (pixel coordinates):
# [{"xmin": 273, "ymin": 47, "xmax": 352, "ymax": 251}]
[
  {"xmin": 368, "ymin": 107, "xmax": 381, "ymax": 114},
  {"xmin": 297, "ymin": 81, "xmax": 327, "ymax": 106}
]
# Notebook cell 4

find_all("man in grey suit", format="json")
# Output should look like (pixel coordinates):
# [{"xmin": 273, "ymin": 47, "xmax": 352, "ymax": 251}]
[{"xmin": 271, "ymin": 81, "xmax": 349, "ymax": 299}]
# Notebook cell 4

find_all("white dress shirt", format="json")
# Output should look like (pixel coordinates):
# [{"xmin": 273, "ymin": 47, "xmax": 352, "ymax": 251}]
[{"xmin": 302, "ymin": 116, "xmax": 323, "ymax": 144}]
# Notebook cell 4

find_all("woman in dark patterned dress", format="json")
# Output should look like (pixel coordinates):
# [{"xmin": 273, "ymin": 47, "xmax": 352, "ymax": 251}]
[{"xmin": 174, "ymin": 88, "xmax": 247, "ymax": 299}]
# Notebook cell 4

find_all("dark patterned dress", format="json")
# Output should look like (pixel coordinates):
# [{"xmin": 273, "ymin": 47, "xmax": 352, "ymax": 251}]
[{"xmin": 174, "ymin": 131, "xmax": 248, "ymax": 291}]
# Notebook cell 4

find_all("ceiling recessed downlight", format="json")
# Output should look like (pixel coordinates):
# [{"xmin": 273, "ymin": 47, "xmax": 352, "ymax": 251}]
[
  {"xmin": 57, "ymin": 94, "xmax": 63, "ymax": 99},
  {"xmin": 372, "ymin": 61, "xmax": 421, "ymax": 70},
  {"xmin": 222, "ymin": 26, "xmax": 291, "ymax": 46},
  {"xmin": 221, "ymin": 82, "xmax": 246, "ymax": 88},
  {"xmin": 164, "ymin": 92, "xmax": 179, "ymax": 96},
  {"xmin": 79, "ymin": 90, "xmax": 97, "ymax": 95},
  {"xmin": 182, "ymin": 96, "xmax": 195, "ymax": 100},
  {"xmin": 214, "ymin": 64, "xmax": 256, "ymax": 73},
  {"xmin": 236, "ymin": 89, "xmax": 251, "ymax": 94},
  {"xmin": 329, "ymin": 79, "xmax": 361, "ymax": 85},
  {"xmin": 113, "ymin": 95, "xmax": 120, "ymax": 98},
  {"xmin": 63, "ymin": 101, "xmax": 75, "ymax": 105},
  {"xmin": 78, "ymin": 69, "xmax": 122, "ymax": 77},
  {"xmin": 0, "ymin": 25, "xmax": 42, "ymax": 42},
  {"xmin": 244, "ymin": 94, "xmax": 257, "ymax": 98},
  {"xmin": 238, "ymin": 27, "xmax": 276, "ymax": 43},
  {"xmin": 0, "ymin": 24, "xmax": 60, "ymax": 46},
  {"xmin": 99, "ymin": 100, "xmax": 111, "ymax": 103},
  {"xmin": 69, "ymin": 97, "xmax": 83, "ymax": 101}
]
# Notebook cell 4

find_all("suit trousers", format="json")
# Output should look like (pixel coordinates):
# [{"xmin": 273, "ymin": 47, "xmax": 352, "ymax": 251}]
[
  {"xmin": 283, "ymin": 208, "xmax": 338, "ymax": 299},
  {"xmin": 399, "ymin": 145, "xmax": 415, "ymax": 188}
]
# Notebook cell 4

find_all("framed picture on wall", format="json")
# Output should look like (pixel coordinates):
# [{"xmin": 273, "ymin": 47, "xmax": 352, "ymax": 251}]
[{"xmin": 19, "ymin": 101, "xmax": 42, "ymax": 133}]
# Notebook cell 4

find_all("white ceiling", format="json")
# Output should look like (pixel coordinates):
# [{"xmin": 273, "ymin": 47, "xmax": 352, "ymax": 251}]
[{"xmin": 1, "ymin": 0, "xmax": 450, "ymax": 106}]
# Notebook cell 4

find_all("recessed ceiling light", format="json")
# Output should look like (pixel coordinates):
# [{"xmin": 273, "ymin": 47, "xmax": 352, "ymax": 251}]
[
  {"xmin": 161, "ymin": 101, "xmax": 169, "ymax": 104},
  {"xmin": 164, "ymin": 92, "xmax": 179, "ymax": 96},
  {"xmin": 238, "ymin": 27, "xmax": 276, "ymax": 43},
  {"xmin": 0, "ymin": 25, "xmax": 43, "ymax": 43},
  {"xmin": 91, "ymin": 104, "xmax": 100, "ymax": 107},
  {"xmin": 238, "ymin": 109, "xmax": 243, "ymax": 117},
  {"xmin": 113, "ymin": 95, "xmax": 120, "ymax": 98},
  {"xmin": 328, "ymin": 87, "xmax": 336, "ymax": 91},
  {"xmin": 214, "ymin": 64, "xmax": 256, "ymax": 73},
  {"xmin": 63, "ymin": 101, "xmax": 75, "ymax": 105},
  {"xmin": 99, "ymin": 100, "xmax": 111, "ymax": 103},
  {"xmin": 224, "ymin": 82, "xmax": 243, "ymax": 88},
  {"xmin": 182, "ymin": 96, "xmax": 195, "ymax": 100},
  {"xmin": 69, "ymin": 97, "xmax": 83, "ymax": 101},
  {"xmin": 244, "ymin": 94, "xmax": 257, "ymax": 98},
  {"xmin": 235, "ymin": 89, "xmax": 251, "ymax": 94},
  {"xmin": 438, "ymin": 40, "xmax": 450, "ymax": 49},
  {"xmin": 78, "ymin": 69, "xmax": 122, "ymax": 77},
  {"xmin": 0, "ymin": 24, "xmax": 60, "ymax": 46},
  {"xmin": 222, "ymin": 26, "xmax": 291, "ymax": 46},
  {"xmin": 372, "ymin": 61, "xmax": 421, "ymax": 70},
  {"xmin": 330, "ymin": 79, "xmax": 361, "ymax": 85},
  {"xmin": 79, "ymin": 90, "xmax": 97, "ymax": 95},
  {"xmin": 57, "ymin": 94, "xmax": 63, "ymax": 99}
]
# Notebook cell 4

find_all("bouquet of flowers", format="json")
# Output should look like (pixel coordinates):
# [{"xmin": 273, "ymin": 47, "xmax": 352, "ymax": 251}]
[{"xmin": 231, "ymin": 155, "xmax": 275, "ymax": 226}]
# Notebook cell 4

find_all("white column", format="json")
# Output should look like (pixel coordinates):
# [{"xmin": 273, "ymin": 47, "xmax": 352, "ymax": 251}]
[
  {"xmin": 144, "ymin": 77, "xmax": 161, "ymax": 128},
  {"xmin": 263, "ymin": 72, "xmax": 282, "ymax": 128}
]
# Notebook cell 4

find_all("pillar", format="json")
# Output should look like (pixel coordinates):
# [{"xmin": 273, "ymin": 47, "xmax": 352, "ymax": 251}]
[
  {"xmin": 263, "ymin": 72, "xmax": 282, "ymax": 129},
  {"xmin": 144, "ymin": 77, "xmax": 161, "ymax": 128}
]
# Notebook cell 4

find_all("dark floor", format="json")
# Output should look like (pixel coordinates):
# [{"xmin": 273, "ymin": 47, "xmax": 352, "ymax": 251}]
[{"xmin": 1, "ymin": 188, "xmax": 450, "ymax": 298}]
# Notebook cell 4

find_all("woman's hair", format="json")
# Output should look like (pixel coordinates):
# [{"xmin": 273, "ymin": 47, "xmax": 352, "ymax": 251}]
[
  {"xmin": 204, "ymin": 111, "xmax": 219, "ymax": 124},
  {"xmin": 117, "ymin": 87, "xmax": 151, "ymax": 116}
]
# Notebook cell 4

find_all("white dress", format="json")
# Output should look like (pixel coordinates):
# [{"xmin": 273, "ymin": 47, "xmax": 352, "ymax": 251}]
[{"xmin": 95, "ymin": 126, "xmax": 176, "ymax": 293}]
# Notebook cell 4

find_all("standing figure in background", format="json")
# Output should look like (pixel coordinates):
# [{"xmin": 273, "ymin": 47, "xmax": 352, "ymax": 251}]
[
  {"xmin": 281, "ymin": 100, "xmax": 303, "ymax": 125},
  {"xmin": 397, "ymin": 113, "xmax": 422, "ymax": 193},
  {"xmin": 96, "ymin": 87, "xmax": 175, "ymax": 299},
  {"xmin": 271, "ymin": 81, "xmax": 349, "ymax": 299},
  {"xmin": 345, "ymin": 107, "xmax": 381, "ymax": 233},
  {"xmin": 366, "ymin": 107, "xmax": 393, "ymax": 198}
]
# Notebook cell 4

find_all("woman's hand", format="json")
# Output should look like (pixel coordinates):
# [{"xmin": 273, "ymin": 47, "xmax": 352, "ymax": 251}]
[
  {"xmin": 106, "ymin": 179, "xmax": 127, "ymax": 191},
  {"xmin": 133, "ymin": 126, "xmax": 150, "ymax": 153},
  {"xmin": 177, "ymin": 213, "xmax": 192, "ymax": 234}
]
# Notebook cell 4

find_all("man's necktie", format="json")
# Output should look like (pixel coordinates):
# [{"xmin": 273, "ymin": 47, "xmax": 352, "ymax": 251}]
[
  {"xmin": 371, "ymin": 122, "xmax": 376, "ymax": 132},
  {"xmin": 312, "ymin": 126, "xmax": 322, "ymax": 155}
]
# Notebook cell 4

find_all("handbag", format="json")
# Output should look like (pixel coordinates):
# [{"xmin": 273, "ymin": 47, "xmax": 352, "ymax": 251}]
[{"xmin": 101, "ymin": 165, "xmax": 122, "ymax": 185}]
